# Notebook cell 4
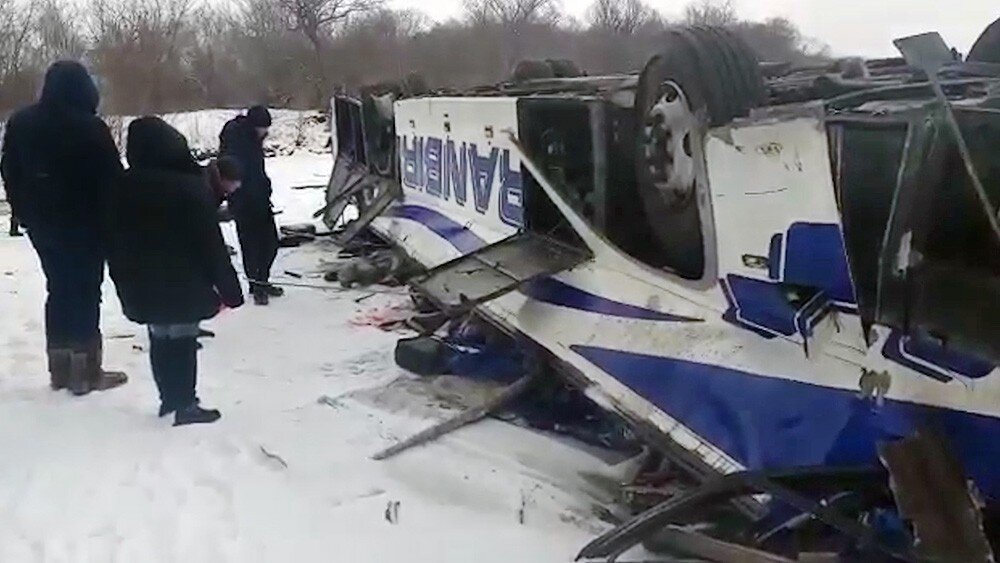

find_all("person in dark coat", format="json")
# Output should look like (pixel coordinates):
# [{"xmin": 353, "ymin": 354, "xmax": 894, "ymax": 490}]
[
  {"xmin": 219, "ymin": 105, "xmax": 282, "ymax": 305},
  {"xmin": 0, "ymin": 60, "xmax": 127, "ymax": 395},
  {"xmin": 108, "ymin": 117, "xmax": 245, "ymax": 425}
]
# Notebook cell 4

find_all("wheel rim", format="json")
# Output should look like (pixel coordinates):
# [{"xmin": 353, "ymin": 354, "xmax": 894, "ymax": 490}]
[{"xmin": 641, "ymin": 81, "xmax": 697, "ymax": 210}]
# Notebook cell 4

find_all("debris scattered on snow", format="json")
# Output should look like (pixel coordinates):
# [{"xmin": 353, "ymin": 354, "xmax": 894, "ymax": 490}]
[
  {"xmin": 259, "ymin": 446, "xmax": 290, "ymax": 469},
  {"xmin": 371, "ymin": 375, "xmax": 535, "ymax": 461},
  {"xmin": 384, "ymin": 500, "xmax": 401, "ymax": 524}
]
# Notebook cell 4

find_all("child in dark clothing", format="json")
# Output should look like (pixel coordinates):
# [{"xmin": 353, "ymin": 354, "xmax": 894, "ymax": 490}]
[
  {"xmin": 206, "ymin": 156, "xmax": 242, "ymax": 255},
  {"xmin": 108, "ymin": 117, "xmax": 245, "ymax": 426},
  {"xmin": 206, "ymin": 156, "xmax": 242, "ymax": 206}
]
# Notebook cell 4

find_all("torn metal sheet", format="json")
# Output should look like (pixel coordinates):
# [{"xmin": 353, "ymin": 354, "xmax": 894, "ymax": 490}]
[
  {"xmin": 318, "ymin": 153, "xmax": 368, "ymax": 226},
  {"xmin": 334, "ymin": 177, "xmax": 402, "ymax": 246},
  {"xmin": 413, "ymin": 233, "xmax": 591, "ymax": 317},
  {"xmin": 577, "ymin": 466, "xmax": 912, "ymax": 562}
]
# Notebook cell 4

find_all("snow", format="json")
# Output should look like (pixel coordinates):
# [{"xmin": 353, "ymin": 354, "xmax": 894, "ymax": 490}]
[
  {"xmin": 0, "ymin": 150, "xmax": 626, "ymax": 562},
  {"xmin": 105, "ymin": 109, "xmax": 332, "ymax": 160}
]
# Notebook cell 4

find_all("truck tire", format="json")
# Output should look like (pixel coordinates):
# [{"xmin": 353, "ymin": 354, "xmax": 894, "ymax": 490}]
[
  {"xmin": 546, "ymin": 59, "xmax": 584, "ymax": 78},
  {"xmin": 512, "ymin": 60, "xmax": 555, "ymax": 82},
  {"xmin": 969, "ymin": 18, "xmax": 1000, "ymax": 63},
  {"xmin": 634, "ymin": 27, "xmax": 763, "ymax": 279}
]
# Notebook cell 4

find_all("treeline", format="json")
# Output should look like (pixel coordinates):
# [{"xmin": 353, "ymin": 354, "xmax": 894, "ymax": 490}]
[{"xmin": 0, "ymin": 0, "xmax": 828, "ymax": 116}]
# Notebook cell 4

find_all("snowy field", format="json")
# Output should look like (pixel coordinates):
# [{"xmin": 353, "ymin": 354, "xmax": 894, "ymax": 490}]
[
  {"xmin": 0, "ymin": 152, "xmax": 626, "ymax": 562},
  {"xmin": 105, "ymin": 109, "xmax": 332, "ymax": 159}
]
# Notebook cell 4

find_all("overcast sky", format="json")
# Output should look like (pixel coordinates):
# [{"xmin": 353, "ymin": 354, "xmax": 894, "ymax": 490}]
[{"xmin": 387, "ymin": 0, "xmax": 997, "ymax": 57}]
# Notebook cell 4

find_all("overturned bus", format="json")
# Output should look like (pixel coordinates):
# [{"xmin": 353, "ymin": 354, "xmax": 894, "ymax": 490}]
[{"xmin": 326, "ymin": 22, "xmax": 1000, "ymax": 561}]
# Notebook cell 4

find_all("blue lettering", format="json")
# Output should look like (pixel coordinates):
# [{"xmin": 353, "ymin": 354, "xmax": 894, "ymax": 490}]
[
  {"xmin": 498, "ymin": 149, "xmax": 523, "ymax": 227},
  {"xmin": 446, "ymin": 140, "xmax": 466, "ymax": 204},
  {"xmin": 398, "ymin": 135, "xmax": 523, "ymax": 227},
  {"xmin": 424, "ymin": 137, "xmax": 443, "ymax": 197},
  {"xmin": 414, "ymin": 137, "xmax": 425, "ymax": 189},
  {"xmin": 401, "ymin": 135, "xmax": 420, "ymax": 189},
  {"xmin": 468, "ymin": 143, "xmax": 499, "ymax": 215}
]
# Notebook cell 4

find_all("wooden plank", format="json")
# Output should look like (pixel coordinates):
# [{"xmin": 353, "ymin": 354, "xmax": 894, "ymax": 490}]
[
  {"xmin": 879, "ymin": 431, "xmax": 995, "ymax": 563},
  {"xmin": 371, "ymin": 375, "xmax": 534, "ymax": 461}
]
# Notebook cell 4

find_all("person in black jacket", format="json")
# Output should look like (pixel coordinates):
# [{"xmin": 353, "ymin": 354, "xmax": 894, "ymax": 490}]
[
  {"xmin": 108, "ymin": 117, "xmax": 244, "ymax": 426},
  {"xmin": 219, "ymin": 105, "xmax": 282, "ymax": 305},
  {"xmin": 0, "ymin": 60, "xmax": 127, "ymax": 395}
]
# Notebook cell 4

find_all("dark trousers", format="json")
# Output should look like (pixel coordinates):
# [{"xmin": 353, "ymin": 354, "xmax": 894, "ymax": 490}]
[
  {"xmin": 232, "ymin": 198, "xmax": 278, "ymax": 285},
  {"xmin": 28, "ymin": 229, "xmax": 104, "ymax": 349},
  {"xmin": 148, "ymin": 323, "xmax": 199, "ymax": 411}
]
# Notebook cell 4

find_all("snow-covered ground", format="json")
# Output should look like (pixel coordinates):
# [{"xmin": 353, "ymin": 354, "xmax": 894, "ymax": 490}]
[
  {"xmin": 0, "ymin": 152, "xmax": 626, "ymax": 562},
  {"xmin": 105, "ymin": 109, "xmax": 332, "ymax": 160}
]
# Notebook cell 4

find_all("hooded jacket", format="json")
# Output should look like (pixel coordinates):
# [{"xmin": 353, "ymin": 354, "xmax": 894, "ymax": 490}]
[
  {"xmin": 0, "ymin": 61, "xmax": 122, "ymax": 234},
  {"xmin": 108, "ymin": 117, "xmax": 243, "ymax": 325},
  {"xmin": 219, "ymin": 115, "xmax": 270, "ymax": 203}
]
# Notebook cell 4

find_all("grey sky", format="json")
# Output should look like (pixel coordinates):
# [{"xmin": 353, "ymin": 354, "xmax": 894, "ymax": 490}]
[{"xmin": 388, "ymin": 0, "xmax": 998, "ymax": 57}]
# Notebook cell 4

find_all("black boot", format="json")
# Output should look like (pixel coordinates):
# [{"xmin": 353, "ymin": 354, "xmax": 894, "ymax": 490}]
[
  {"xmin": 262, "ymin": 283, "xmax": 284, "ymax": 297},
  {"xmin": 86, "ymin": 337, "xmax": 128, "ymax": 392},
  {"xmin": 149, "ymin": 336, "xmax": 172, "ymax": 416},
  {"xmin": 9, "ymin": 216, "xmax": 22, "ymax": 237},
  {"xmin": 151, "ymin": 336, "xmax": 201, "ymax": 418},
  {"xmin": 251, "ymin": 283, "xmax": 269, "ymax": 305},
  {"xmin": 68, "ymin": 349, "xmax": 91, "ymax": 396},
  {"xmin": 46, "ymin": 347, "xmax": 72, "ymax": 390},
  {"xmin": 174, "ymin": 403, "xmax": 222, "ymax": 426}
]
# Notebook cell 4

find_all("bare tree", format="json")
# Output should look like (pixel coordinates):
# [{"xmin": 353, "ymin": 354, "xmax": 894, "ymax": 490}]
[
  {"xmin": 393, "ymin": 8, "xmax": 431, "ymax": 37},
  {"xmin": 278, "ymin": 0, "xmax": 383, "ymax": 53},
  {"xmin": 274, "ymin": 0, "xmax": 382, "ymax": 106},
  {"xmin": 587, "ymin": 0, "xmax": 654, "ymax": 35},
  {"xmin": 463, "ymin": 0, "xmax": 561, "ymax": 28},
  {"xmin": 0, "ymin": 0, "xmax": 37, "ymax": 82},
  {"xmin": 735, "ymin": 17, "xmax": 828, "ymax": 64},
  {"xmin": 34, "ymin": 0, "xmax": 85, "ymax": 63},
  {"xmin": 87, "ymin": 0, "xmax": 194, "ymax": 113},
  {"xmin": 462, "ymin": 0, "xmax": 561, "ymax": 70},
  {"xmin": 683, "ymin": 0, "xmax": 735, "ymax": 26}
]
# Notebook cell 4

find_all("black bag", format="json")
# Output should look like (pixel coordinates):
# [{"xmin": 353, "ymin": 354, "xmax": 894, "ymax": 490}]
[{"xmin": 394, "ymin": 336, "xmax": 448, "ymax": 376}]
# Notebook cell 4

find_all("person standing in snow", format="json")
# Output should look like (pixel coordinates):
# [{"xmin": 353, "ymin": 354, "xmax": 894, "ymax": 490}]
[
  {"xmin": 107, "ymin": 117, "xmax": 244, "ymax": 425},
  {"xmin": 0, "ymin": 60, "xmax": 128, "ymax": 395},
  {"xmin": 219, "ymin": 105, "xmax": 283, "ymax": 305}
]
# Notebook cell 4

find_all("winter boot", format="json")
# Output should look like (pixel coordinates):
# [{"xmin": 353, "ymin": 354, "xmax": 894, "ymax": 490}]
[
  {"xmin": 173, "ymin": 403, "xmax": 222, "ymax": 426},
  {"xmin": 149, "ymin": 336, "xmax": 174, "ymax": 416},
  {"xmin": 46, "ymin": 347, "xmax": 72, "ymax": 390},
  {"xmin": 262, "ymin": 283, "xmax": 284, "ymax": 298},
  {"xmin": 171, "ymin": 335, "xmax": 217, "ymax": 425},
  {"xmin": 87, "ymin": 338, "xmax": 128, "ymax": 392},
  {"xmin": 174, "ymin": 401, "xmax": 222, "ymax": 426},
  {"xmin": 251, "ymin": 283, "xmax": 269, "ymax": 306},
  {"xmin": 8, "ymin": 216, "xmax": 22, "ymax": 237},
  {"xmin": 150, "ymin": 336, "xmax": 201, "ymax": 417},
  {"xmin": 68, "ymin": 350, "xmax": 92, "ymax": 396}
]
